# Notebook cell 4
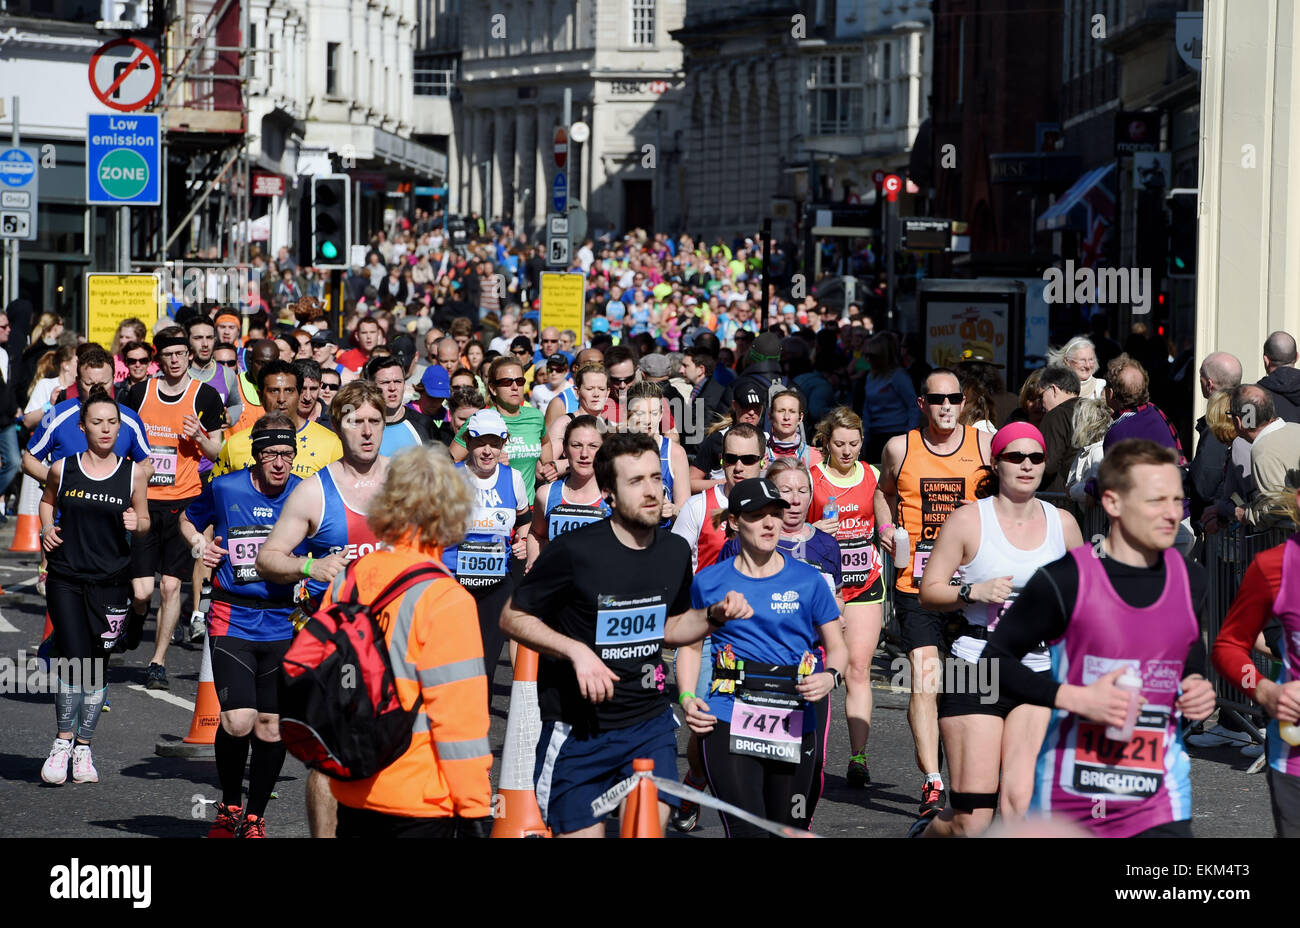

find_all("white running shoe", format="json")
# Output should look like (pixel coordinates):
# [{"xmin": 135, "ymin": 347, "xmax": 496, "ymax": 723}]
[
  {"xmin": 71, "ymin": 744, "xmax": 99, "ymax": 783},
  {"xmin": 41, "ymin": 738, "xmax": 73, "ymax": 784}
]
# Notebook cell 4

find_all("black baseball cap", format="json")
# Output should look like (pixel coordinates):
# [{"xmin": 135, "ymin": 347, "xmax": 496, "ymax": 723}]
[
  {"xmin": 728, "ymin": 478, "xmax": 792, "ymax": 515},
  {"xmin": 736, "ymin": 384, "xmax": 765, "ymax": 408}
]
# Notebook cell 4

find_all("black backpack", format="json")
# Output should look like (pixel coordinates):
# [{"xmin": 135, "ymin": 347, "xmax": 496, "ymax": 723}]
[{"xmin": 280, "ymin": 562, "xmax": 452, "ymax": 781}]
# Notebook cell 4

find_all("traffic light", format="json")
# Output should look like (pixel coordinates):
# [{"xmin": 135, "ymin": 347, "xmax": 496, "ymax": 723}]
[
  {"xmin": 1167, "ymin": 190, "xmax": 1197, "ymax": 278},
  {"xmin": 311, "ymin": 175, "xmax": 351, "ymax": 267}
]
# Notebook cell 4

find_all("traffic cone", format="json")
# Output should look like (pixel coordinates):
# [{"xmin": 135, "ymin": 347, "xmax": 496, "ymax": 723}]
[
  {"xmin": 9, "ymin": 474, "xmax": 40, "ymax": 553},
  {"xmin": 491, "ymin": 646, "xmax": 552, "ymax": 838},
  {"xmin": 155, "ymin": 632, "xmax": 219, "ymax": 758},
  {"xmin": 621, "ymin": 758, "xmax": 662, "ymax": 838}
]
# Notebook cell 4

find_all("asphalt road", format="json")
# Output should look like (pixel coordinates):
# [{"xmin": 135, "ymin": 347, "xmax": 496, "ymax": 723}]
[{"xmin": 0, "ymin": 517, "xmax": 1277, "ymax": 839}]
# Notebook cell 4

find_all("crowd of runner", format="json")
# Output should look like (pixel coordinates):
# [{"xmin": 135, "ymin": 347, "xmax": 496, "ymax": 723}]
[{"xmin": 9, "ymin": 220, "xmax": 1300, "ymax": 840}]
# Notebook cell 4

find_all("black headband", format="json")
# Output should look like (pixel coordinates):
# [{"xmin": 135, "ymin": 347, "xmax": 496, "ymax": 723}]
[
  {"xmin": 251, "ymin": 429, "xmax": 296, "ymax": 457},
  {"xmin": 154, "ymin": 334, "xmax": 188, "ymax": 352}
]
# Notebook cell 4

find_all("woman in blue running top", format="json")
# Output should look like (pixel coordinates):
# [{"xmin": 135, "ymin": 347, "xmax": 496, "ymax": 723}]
[
  {"xmin": 527, "ymin": 415, "xmax": 609, "ymax": 568},
  {"xmin": 679, "ymin": 477, "xmax": 847, "ymax": 837}
]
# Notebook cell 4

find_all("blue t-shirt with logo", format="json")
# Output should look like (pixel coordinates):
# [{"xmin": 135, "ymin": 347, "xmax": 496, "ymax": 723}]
[{"xmin": 689, "ymin": 554, "xmax": 839, "ymax": 728}]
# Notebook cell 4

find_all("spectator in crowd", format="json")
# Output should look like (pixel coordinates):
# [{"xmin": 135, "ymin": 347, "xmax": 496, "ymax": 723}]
[
  {"xmin": 1065, "ymin": 398, "xmax": 1112, "ymax": 504},
  {"xmin": 1006, "ymin": 367, "xmax": 1045, "ymax": 426},
  {"xmin": 1200, "ymin": 389, "xmax": 1251, "ymax": 533},
  {"xmin": 1190, "ymin": 352, "xmax": 1243, "ymax": 520},
  {"xmin": 1048, "ymin": 336, "xmax": 1107, "ymax": 401},
  {"xmin": 1257, "ymin": 330, "xmax": 1300, "ymax": 423},
  {"xmin": 860, "ymin": 333, "xmax": 919, "ymax": 462},
  {"xmin": 1231, "ymin": 385, "xmax": 1300, "ymax": 524},
  {"xmin": 1037, "ymin": 365, "xmax": 1082, "ymax": 494}
]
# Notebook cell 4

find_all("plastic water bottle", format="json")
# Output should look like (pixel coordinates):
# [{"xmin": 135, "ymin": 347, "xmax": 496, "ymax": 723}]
[
  {"xmin": 1105, "ymin": 666, "xmax": 1143, "ymax": 741},
  {"xmin": 822, "ymin": 496, "xmax": 838, "ymax": 522},
  {"xmin": 1280, "ymin": 722, "xmax": 1300, "ymax": 747},
  {"xmin": 893, "ymin": 525, "xmax": 910, "ymax": 558}
]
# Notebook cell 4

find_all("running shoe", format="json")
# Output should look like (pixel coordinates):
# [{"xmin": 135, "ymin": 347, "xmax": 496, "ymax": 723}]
[
  {"xmin": 208, "ymin": 802, "xmax": 243, "ymax": 839},
  {"xmin": 187, "ymin": 613, "xmax": 206, "ymax": 644},
  {"xmin": 919, "ymin": 780, "xmax": 945, "ymax": 817},
  {"xmin": 36, "ymin": 565, "xmax": 47, "ymax": 597},
  {"xmin": 846, "ymin": 750, "xmax": 871, "ymax": 788},
  {"xmin": 671, "ymin": 772, "xmax": 709, "ymax": 833},
  {"xmin": 906, "ymin": 812, "xmax": 935, "ymax": 839},
  {"xmin": 145, "ymin": 662, "xmax": 169, "ymax": 690},
  {"xmin": 237, "ymin": 813, "xmax": 267, "ymax": 838},
  {"xmin": 40, "ymin": 737, "xmax": 73, "ymax": 785},
  {"xmin": 71, "ymin": 744, "xmax": 99, "ymax": 783}
]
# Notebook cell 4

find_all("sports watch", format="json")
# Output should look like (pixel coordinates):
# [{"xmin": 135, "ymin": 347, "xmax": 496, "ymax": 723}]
[
  {"xmin": 829, "ymin": 668, "xmax": 845, "ymax": 689},
  {"xmin": 958, "ymin": 583, "xmax": 975, "ymax": 604}
]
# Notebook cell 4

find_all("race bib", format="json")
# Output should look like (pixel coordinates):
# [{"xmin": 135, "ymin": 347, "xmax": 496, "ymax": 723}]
[
  {"xmin": 148, "ymin": 444, "xmax": 178, "ymax": 487},
  {"xmin": 227, "ymin": 524, "xmax": 272, "ymax": 584},
  {"xmin": 456, "ymin": 540, "xmax": 508, "ymax": 588},
  {"xmin": 840, "ymin": 537, "xmax": 877, "ymax": 587},
  {"xmin": 594, "ymin": 592, "xmax": 665, "ymax": 661},
  {"xmin": 729, "ymin": 689, "xmax": 804, "ymax": 764},
  {"xmin": 547, "ymin": 503, "xmax": 606, "ymax": 539},
  {"xmin": 1066, "ymin": 713, "xmax": 1168, "ymax": 801},
  {"xmin": 100, "ymin": 604, "xmax": 128, "ymax": 650}
]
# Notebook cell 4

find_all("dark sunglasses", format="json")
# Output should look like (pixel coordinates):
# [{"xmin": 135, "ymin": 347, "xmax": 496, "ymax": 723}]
[
  {"xmin": 494, "ymin": 376, "xmax": 527, "ymax": 387},
  {"xmin": 998, "ymin": 451, "xmax": 1046, "ymax": 465},
  {"xmin": 923, "ymin": 392, "xmax": 964, "ymax": 406},
  {"xmin": 126, "ymin": 356, "xmax": 152, "ymax": 365},
  {"xmin": 320, "ymin": 381, "xmax": 340, "ymax": 390},
  {"xmin": 722, "ymin": 453, "xmax": 763, "ymax": 466},
  {"xmin": 610, "ymin": 374, "xmax": 635, "ymax": 386},
  {"xmin": 216, "ymin": 358, "xmax": 237, "ymax": 367}
]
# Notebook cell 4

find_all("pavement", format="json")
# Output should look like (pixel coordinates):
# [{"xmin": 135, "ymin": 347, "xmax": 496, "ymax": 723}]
[{"xmin": 0, "ymin": 516, "xmax": 1278, "ymax": 838}]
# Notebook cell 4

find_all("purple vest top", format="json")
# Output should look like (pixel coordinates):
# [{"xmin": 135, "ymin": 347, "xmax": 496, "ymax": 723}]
[
  {"xmin": 1030, "ymin": 545, "xmax": 1198, "ymax": 837},
  {"xmin": 1268, "ymin": 537, "xmax": 1300, "ymax": 775}
]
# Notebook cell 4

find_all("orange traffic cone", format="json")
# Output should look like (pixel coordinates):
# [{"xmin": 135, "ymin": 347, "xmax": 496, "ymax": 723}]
[
  {"xmin": 621, "ymin": 758, "xmax": 662, "ymax": 838},
  {"xmin": 491, "ymin": 646, "xmax": 552, "ymax": 838},
  {"xmin": 155, "ymin": 632, "xmax": 219, "ymax": 758},
  {"xmin": 9, "ymin": 475, "xmax": 40, "ymax": 553}
]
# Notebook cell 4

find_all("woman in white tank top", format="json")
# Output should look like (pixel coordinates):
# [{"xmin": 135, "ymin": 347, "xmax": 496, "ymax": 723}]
[{"xmin": 912, "ymin": 422, "xmax": 1084, "ymax": 838}]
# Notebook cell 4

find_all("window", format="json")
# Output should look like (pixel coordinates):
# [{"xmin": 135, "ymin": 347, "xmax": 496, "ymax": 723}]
[
  {"xmin": 631, "ymin": 0, "xmax": 655, "ymax": 46},
  {"xmin": 810, "ymin": 54, "xmax": 863, "ymax": 136},
  {"xmin": 327, "ymin": 42, "xmax": 340, "ymax": 96}
]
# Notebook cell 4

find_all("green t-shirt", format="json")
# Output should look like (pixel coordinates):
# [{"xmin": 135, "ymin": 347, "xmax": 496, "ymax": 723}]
[{"xmin": 454, "ymin": 404, "xmax": 547, "ymax": 505}]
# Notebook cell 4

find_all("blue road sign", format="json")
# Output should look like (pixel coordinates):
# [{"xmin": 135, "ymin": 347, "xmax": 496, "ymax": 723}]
[
  {"xmin": 552, "ymin": 171, "xmax": 567, "ymax": 212},
  {"xmin": 87, "ymin": 113, "xmax": 160, "ymax": 206}
]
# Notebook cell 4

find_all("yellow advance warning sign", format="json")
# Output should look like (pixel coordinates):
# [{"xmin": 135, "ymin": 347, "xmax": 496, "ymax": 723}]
[
  {"xmin": 540, "ymin": 272, "xmax": 585, "ymax": 339},
  {"xmin": 87, "ymin": 274, "xmax": 163, "ymax": 349}
]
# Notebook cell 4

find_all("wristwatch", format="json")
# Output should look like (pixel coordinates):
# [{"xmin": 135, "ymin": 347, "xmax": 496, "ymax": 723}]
[
  {"xmin": 706, "ymin": 603, "xmax": 727, "ymax": 628},
  {"xmin": 829, "ymin": 668, "xmax": 845, "ymax": 689},
  {"xmin": 958, "ymin": 583, "xmax": 974, "ymax": 604}
]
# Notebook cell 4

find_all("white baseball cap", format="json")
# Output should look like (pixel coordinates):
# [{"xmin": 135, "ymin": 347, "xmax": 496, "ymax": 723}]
[{"xmin": 465, "ymin": 408, "xmax": 509, "ymax": 439}]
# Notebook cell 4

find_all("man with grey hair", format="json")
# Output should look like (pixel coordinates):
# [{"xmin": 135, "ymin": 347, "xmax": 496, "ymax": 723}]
[
  {"xmin": 1231, "ymin": 384, "xmax": 1300, "ymax": 524},
  {"xmin": 1191, "ymin": 351, "xmax": 1244, "ymax": 525},
  {"xmin": 489, "ymin": 309, "xmax": 519, "ymax": 355},
  {"xmin": 1258, "ymin": 331, "xmax": 1300, "ymax": 423}
]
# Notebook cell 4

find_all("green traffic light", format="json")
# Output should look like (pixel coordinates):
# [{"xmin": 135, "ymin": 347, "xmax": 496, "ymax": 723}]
[
  {"xmin": 321, "ymin": 241, "xmax": 338, "ymax": 260},
  {"xmin": 1174, "ymin": 257, "xmax": 1186, "ymax": 269}
]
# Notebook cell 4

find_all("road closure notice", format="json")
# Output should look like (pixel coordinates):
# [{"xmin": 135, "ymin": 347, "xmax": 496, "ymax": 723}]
[
  {"xmin": 87, "ymin": 274, "xmax": 163, "ymax": 348},
  {"xmin": 540, "ymin": 272, "xmax": 585, "ymax": 337}
]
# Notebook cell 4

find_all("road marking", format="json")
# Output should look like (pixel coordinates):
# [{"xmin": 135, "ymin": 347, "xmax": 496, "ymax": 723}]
[
  {"xmin": 0, "ymin": 611, "xmax": 19, "ymax": 632},
  {"xmin": 126, "ymin": 683, "xmax": 195, "ymax": 711}
]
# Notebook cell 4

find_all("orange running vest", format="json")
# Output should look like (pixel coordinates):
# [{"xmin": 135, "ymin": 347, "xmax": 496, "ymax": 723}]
[
  {"xmin": 894, "ymin": 426, "xmax": 986, "ymax": 595},
  {"xmin": 139, "ymin": 378, "xmax": 205, "ymax": 501}
]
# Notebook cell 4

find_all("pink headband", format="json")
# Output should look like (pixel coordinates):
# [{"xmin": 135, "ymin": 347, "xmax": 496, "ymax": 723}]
[{"xmin": 991, "ymin": 422, "xmax": 1046, "ymax": 459}]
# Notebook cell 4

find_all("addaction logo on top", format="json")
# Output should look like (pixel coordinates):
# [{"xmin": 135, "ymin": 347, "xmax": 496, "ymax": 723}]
[{"xmin": 152, "ymin": 261, "xmax": 258, "ymax": 307}]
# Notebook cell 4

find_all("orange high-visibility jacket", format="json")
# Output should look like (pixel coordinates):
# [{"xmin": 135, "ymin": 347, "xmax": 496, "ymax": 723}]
[{"xmin": 326, "ymin": 545, "xmax": 493, "ymax": 819}]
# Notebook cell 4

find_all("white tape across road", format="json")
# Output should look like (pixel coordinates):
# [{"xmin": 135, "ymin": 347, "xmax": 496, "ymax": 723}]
[{"xmin": 591, "ymin": 772, "xmax": 821, "ymax": 838}]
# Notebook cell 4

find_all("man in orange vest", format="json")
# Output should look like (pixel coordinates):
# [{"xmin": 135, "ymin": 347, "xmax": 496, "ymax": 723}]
[
  {"xmin": 120, "ymin": 326, "xmax": 227, "ymax": 691},
  {"xmin": 875, "ymin": 367, "xmax": 991, "ymax": 820}
]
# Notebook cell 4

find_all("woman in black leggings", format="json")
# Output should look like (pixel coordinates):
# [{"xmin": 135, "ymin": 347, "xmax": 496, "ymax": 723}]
[
  {"xmin": 38, "ymin": 388, "xmax": 150, "ymax": 785},
  {"xmin": 678, "ymin": 477, "xmax": 848, "ymax": 836}
]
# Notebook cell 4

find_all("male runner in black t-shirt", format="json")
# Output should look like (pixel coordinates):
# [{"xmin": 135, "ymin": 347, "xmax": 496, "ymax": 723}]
[{"xmin": 501, "ymin": 431, "xmax": 751, "ymax": 837}]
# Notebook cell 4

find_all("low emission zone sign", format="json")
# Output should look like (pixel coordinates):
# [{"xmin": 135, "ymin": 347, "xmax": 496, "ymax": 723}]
[{"xmin": 87, "ymin": 113, "xmax": 160, "ymax": 206}]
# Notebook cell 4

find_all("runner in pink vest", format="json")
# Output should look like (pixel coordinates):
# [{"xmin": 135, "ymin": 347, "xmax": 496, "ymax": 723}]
[{"xmin": 983, "ymin": 439, "xmax": 1216, "ymax": 837}]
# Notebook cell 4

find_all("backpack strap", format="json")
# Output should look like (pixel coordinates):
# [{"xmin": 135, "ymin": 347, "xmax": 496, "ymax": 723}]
[{"xmin": 366, "ymin": 561, "xmax": 456, "ymax": 617}]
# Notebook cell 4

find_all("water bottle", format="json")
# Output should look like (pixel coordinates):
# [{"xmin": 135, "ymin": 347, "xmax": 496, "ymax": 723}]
[
  {"xmin": 893, "ymin": 525, "xmax": 910, "ymax": 559},
  {"xmin": 1105, "ymin": 666, "xmax": 1143, "ymax": 741},
  {"xmin": 1280, "ymin": 722, "xmax": 1300, "ymax": 747},
  {"xmin": 822, "ymin": 496, "xmax": 838, "ymax": 522}
]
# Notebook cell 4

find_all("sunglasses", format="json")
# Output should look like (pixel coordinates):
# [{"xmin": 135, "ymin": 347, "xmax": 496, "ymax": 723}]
[
  {"xmin": 320, "ymin": 382, "xmax": 340, "ymax": 390},
  {"xmin": 722, "ymin": 453, "xmax": 763, "ymax": 466},
  {"xmin": 216, "ymin": 359, "xmax": 237, "ymax": 367},
  {"xmin": 924, "ymin": 392, "xmax": 964, "ymax": 406},
  {"xmin": 494, "ymin": 376, "xmax": 527, "ymax": 387},
  {"xmin": 126, "ymin": 356, "xmax": 152, "ymax": 365},
  {"xmin": 998, "ymin": 451, "xmax": 1046, "ymax": 465},
  {"xmin": 610, "ymin": 375, "xmax": 635, "ymax": 386}
]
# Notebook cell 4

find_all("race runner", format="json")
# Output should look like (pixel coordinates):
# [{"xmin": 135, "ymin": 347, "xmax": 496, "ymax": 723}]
[
  {"xmin": 679, "ymin": 476, "xmax": 846, "ymax": 837},
  {"xmin": 913, "ymin": 422, "xmax": 1082, "ymax": 837},
  {"xmin": 808, "ymin": 407, "xmax": 883, "ymax": 789},
  {"xmin": 766, "ymin": 387, "xmax": 821, "ymax": 469},
  {"xmin": 441, "ymin": 408, "xmax": 531, "ymax": 688},
  {"xmin": 451, "ymin": 356, "xmax": 551, "ymax": 505},
  {"xmin": 38, "ymin": 389, "xmax": 150, "ymax": 786},
  {"xmin": 179, "ymin": 414, "xmax": 302, "ymax": 838},
  {"xmin": 367, "ymin": 354, "xmax": 435, "ymax": 455},
  {"xmin": 543, "ymin": 361, "xmax": 610, "ymax": 474},
  {"xmin": 213, "ymin": 359, "xmax": 341, "ymax": 479},
  {"xmin": 625, "ymin": 380, "xmax": 691, "ymax": 522},
  {"xmin": 527, "ymin": 414, "xmax": 610, "ymax": 568},
  {"xmin": 255, "ymin": 380, "xmax": 389, "ymax": 838},
  {"xmin": 500, "ymin": 431, "xmax": 751, "ymax": 837},
  {"xmin": 983, "ymin": 439, "xmax": 1216, "ymax": 837},
  {"xmin": 875, "ymin": 368, "xmax": 991, "ymax": 815}
]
